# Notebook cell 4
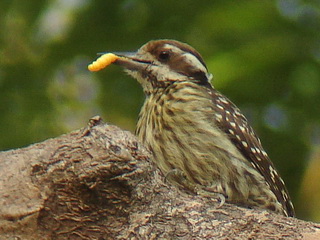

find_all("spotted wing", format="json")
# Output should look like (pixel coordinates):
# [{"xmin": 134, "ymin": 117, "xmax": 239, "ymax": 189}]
[{"xmin": 209, "ymin": 88, "xmax": 295, "ymax": 217}]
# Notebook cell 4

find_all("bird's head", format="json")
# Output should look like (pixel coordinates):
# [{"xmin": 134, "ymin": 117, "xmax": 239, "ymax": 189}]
[{"xmin": 112, "ymin": 40, "xmax": 213, "ymax": 94}]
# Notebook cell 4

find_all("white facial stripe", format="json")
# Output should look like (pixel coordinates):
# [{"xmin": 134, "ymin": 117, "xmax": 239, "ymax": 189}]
[{"xmin": 183, "ymin": 52, "xmax": 207, "ymax": 73}]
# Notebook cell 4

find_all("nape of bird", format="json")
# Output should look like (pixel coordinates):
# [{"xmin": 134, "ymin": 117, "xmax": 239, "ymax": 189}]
[{"xmin": 89, "ymin": 39, "xmax": 295, "ymax": 217}]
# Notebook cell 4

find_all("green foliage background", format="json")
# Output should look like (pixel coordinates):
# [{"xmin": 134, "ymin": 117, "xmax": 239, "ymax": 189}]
[{"xmin": 1, "ymin": 0, "xmax": 319, "ymax": 221}]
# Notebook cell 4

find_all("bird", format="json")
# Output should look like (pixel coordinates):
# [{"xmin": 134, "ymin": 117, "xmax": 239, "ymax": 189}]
[{"xmin": 95, "ymin": 39, "xmax": 295, "ymax": 217}]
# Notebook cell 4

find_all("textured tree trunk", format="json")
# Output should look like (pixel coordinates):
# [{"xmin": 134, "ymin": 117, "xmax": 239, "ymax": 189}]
[{"xmin": 0, "ymin": 116, "xmax": 319, "ymax": 240}]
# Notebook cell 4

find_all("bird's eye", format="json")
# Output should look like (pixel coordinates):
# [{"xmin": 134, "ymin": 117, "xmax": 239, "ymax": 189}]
[{"xmin": 158, "ymin": 51, "xmax": 170, "ymax": 61}]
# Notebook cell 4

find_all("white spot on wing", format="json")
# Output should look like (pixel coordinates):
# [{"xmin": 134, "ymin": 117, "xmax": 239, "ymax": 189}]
[
  {"xmin": 220, "ymin": 98, "xmax": 228, "ymax": 104},
  {"xmin": 217, "ymin": 104, "xmax": 224, "ymax": 110},
  {"xmin": 262, "ymin": 150, "xmax": 268, "ymax": 157},
  {"xmin": 242, "ymin": 141, "xmax": 248, "ymax": 148},
  {"xmin": 239, "ymin": 126, "xmax": 246, "ymax": 132}
]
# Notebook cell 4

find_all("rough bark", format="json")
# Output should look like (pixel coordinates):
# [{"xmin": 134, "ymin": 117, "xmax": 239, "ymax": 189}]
[{"xmin": 0, "ymin": 116, "xmax": 319, "ymax": 240}]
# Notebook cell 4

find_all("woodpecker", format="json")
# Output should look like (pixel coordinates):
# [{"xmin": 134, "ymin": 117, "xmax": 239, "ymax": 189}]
[{"xmin": 96, "ymin": 39, "xmax": 295, "ymax": 217}]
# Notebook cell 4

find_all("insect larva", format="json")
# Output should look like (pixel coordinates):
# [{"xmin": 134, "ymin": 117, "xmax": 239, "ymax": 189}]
[{"xmin": 88, "ymin": 53, "xmax": 119, "ymax": 72}]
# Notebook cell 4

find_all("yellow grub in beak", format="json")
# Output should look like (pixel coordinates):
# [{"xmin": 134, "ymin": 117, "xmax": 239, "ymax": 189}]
[{"xmin": 88, "ymin": 53, "xmax": 119, "ymax": 72}]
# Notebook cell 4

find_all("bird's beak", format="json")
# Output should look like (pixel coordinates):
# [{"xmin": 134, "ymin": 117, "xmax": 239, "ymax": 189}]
[{"xmin": 109, "ymin": 51, "xmax": 152, "ymax": 71}]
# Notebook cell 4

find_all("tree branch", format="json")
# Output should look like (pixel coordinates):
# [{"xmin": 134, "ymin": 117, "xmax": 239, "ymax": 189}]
[{"xmin": 0, "ymin": 117, "xmax": 319, "ymax": 239}]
